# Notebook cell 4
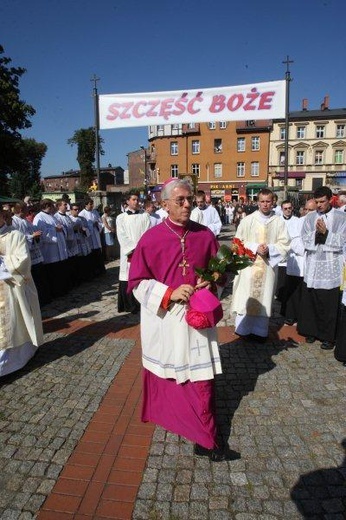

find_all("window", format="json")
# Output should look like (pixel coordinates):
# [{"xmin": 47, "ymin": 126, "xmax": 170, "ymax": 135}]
[
  {"xmin": 280, "ymin": 127, "xmax": 286, "ymax": 140},
  {"xmin": 214, "ymin": 139, "xmax": 222, "ymax": 153},
  {"xmin": 214, "ymin": 163, "xmax": 222, "ymax": 178},
  {"xmin": 170, "ymin": 141, "xmax": 178, "ymax": 155},
  {"xmin": 336, "ymin": 124, "xmax": 345, "ymax": 138},
  {"xmin": 219, "ymin": 121, "xmax": 227, "ymax": 129},
  {"xmin": 171, "ymin": 164, "xmax": 178, "ymax": 178},
  {"xmin": 335, "ymin": 150, "xmax": 344, "ymax": 164},
  {"xmin": 316, "ymin": 125, "xmax": 325, "ymax": 138},
  {"xmin": 314, "ymin": 150, "xmax": 324, "ymax": 165},
  {"xmin": 251, "ymin": 162, "xmax": 259, "ymax": 176},
  {"xmin": 279, "ymin": 151, "xmax": 285, "ymax": 165},
  {"xmin": 157, "ymin": 125, "xmax": 164, "ymax": 133},
  {"xmin": 172, "ymin": 124, "xmax": 179, "ymax": 131},
  {"xmin": 192, "ymin": 163, "xmax": 200, "ymax": 177},
  {"xmin": 251, "ymin": 136, "xmax": 260, "ymax": 151},
  {"xmin": 208, "ymin": 122, "xmax": 216, "ymax": 130},
  {"xmin": 236, "ymin": 162, "xmax": 245, "ymax": 177},
  {"xmin": 296, "ymin": 126, "xmax": 306, "ymax": 139},
  {"xmin": 237, "ymin": 138, "xmax": 245, "ymax": 152},
  {"xmin": 192, "ymin": 140, "xmax": 200, "ymax": 154},
  {"xmin": 296, "ymin": 151, "xmax": 305, "ymax": 165},
  {"xmin": 188, "ymin": 123, "xmax": 196, "ymax": 129}
]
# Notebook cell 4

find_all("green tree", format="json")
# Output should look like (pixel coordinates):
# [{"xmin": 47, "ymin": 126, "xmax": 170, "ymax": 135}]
[
  {"xmin": 67, "ymin": 127, "xmax": 104, "ymax": 191},
  {"xmin": 9, "ymin": 138, "xmax": 47, "ymax": 199},
  {"xmin": 0, "ymin": 45, "xmax": 36, "ymax": 194}
]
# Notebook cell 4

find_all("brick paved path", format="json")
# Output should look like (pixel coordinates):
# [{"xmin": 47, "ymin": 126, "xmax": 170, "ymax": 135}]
[{"xmin": 1, "ymin": 231, "xmax": 345, "ymax": 519}]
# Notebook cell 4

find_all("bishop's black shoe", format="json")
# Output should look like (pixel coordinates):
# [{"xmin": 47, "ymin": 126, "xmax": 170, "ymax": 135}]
[
  {"xmin": 194, "ymin": 444, "xmax": 241, "ymax": 462},
  {"xmin": 305, "ymin": 336, "xmax": 315, "ymax": 343},
  {"xmin": 209, "ymin": 447, "xmax": 241, "ymax": 462}
]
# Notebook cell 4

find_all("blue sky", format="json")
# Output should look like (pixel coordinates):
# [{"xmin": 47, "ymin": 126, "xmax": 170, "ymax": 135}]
[{"xmin": 1, "ymin": 0, "xmax": 346, "ymax": 178}]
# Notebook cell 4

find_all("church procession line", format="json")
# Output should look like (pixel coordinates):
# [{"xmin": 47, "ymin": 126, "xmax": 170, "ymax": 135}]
[{"xmin": 0, "ymin": 238, "xmax": 345, "ymax": 519}]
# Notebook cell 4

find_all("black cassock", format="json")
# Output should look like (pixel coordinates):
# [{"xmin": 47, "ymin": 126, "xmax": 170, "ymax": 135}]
[{"xmin": 335, "ymin": 303, "xmax": 346, "ymax": 362}]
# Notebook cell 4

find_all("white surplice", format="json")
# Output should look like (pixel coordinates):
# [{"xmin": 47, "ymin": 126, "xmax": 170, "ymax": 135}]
[
  {"xmin": 133, "ymin": 280, "xmax": 221, "ymax": 384},
  {"xmin": 302, "ymin": 208, "xmax": 346, "ymax": 289},
  {"xmin": 0, "ymin": 227, "xmax": 44, "ymax": 377},
  {"xmin": 78, "ymin": 208, "xmax": 102, "ymax": 250},
  {"xmin": 33, "ymin": 211, "xmax": 68, "ymax": 263},
  {"xmin": 116, "ymin": 213, "xmax": 151, "ymax": 281},
  {"xmin": 54, "ymin": 212, "xmax": 79, "ymax": 257},
  {"xmin": 190, "ymin": 205, "xmax": 222, "ymax": 236},
  {"xmin": 154, "ymin": 207, "xmax": 168, "ymax": 223},
  {"xmin": 11, "ymin": 215, "xmax": 44, "ymax": 266}
]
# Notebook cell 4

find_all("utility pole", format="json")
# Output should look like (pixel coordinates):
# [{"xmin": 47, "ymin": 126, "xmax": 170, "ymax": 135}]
[
  {"xmin": 282, "ymin": 55, "xmax": 293, "ymax": 199},
  {"xmin": 91, "ymin": 74, "xmax": 101, "ymax": 189}
]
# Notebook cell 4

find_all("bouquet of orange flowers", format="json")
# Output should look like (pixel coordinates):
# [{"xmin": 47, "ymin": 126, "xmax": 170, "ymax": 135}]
[{"xmin": 195, "ymin": 237, "xmax": 256, "ymax": 283}]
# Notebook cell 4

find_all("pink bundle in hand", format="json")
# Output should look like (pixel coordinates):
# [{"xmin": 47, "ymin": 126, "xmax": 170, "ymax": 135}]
[{"xmin": 185, "ymin": 288, "xmax": 223, "ymax": 329}]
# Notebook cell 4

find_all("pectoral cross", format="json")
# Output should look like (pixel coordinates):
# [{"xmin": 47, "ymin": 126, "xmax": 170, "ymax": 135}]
[{"xmin": 179, "ymin": 258, "xmax": 190, "ymax": 276}]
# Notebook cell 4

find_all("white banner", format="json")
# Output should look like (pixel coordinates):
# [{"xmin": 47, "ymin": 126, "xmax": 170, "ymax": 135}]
[{"xmin": 99, "ymin": 80, "xmax": 286, "ymax": 130}]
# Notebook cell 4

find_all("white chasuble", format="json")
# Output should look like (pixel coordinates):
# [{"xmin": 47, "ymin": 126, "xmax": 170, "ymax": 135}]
[
  {"xmin": 231, "ymin": 211, "xmax": 290, "ymax": 318},
  {"xmin": 0, "ymin": 229, "xmax": 44, "ymax": 376}
]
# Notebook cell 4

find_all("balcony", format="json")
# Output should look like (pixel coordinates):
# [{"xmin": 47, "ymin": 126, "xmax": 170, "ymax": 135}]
[
  {"xmin": 182, "ymin": 123, "xmax": 200, "ymax": 135},
  {"xmin": 236, "ymin": 120, "xmax": 273, "ymax": 133}
]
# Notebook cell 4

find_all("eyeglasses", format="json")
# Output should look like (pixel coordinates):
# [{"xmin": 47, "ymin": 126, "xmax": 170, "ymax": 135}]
[{"xmin": 167, "ymin": 196, "xmax": 194, "ymax": 206}]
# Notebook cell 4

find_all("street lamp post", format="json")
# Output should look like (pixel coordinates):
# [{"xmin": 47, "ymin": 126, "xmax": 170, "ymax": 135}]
[
  {"xmin": 91, "ymin": 74, "xmax": 101, "ymax": 189},
  {"xmin": 282, "ymin": 55, "xmax": 293, "ymax": 200}
]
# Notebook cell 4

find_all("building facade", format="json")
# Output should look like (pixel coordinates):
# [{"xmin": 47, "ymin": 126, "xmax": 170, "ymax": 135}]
[
  {"xmin": 269, "ymin": 97, "xmax": 346, "ymax": 194},
  {"xmin": 42, "ymin": 166, "xmax": 125, "ymax": 193},
  {"xmin": 125, "ymin": 97, "xmax": 346, "ymax": 202},
  {"xmin": 147, "ymin": 120, "xmax": 272, "ymax": 201}
]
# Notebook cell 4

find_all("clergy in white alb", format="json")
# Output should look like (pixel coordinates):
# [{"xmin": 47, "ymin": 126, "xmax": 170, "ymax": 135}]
[
  {"xmin": 279, "ymin": 200, "xmax": 317, "ymax": 324},
  {"xmin": 69, "ymin": 205, "xmax": 93, "ymax": 282},
  {"xmin": 230, "ymin": 189, "xmax": 290, "ymax": 339},
  {"xmin": 116, "ymin": 192, "xmax": 150, "ymax": 313},
  {"xmin": 55, "ymin": 199, "xmax": 80, "ymax": 289},
  {"xmin": 78, "ymin": 198, "xmax": 105, "ymax": 277},
  {"xmin": 0, "ymin": 210, "xmax": 43, "ymax": 377},
  {"xmin": 297, "ymin": 186, "xmax": 346, "ymax": 348},
  {"xmin": 12, "ymin": 202, "xmax": 51, "ymax": 305},
  {"xmin": 190, "ymin": 191, "xmax": 222, "ymax": 236},
  {"xmin": 33, "ymin": 199, "xmax": 69, "ymax": 298}
]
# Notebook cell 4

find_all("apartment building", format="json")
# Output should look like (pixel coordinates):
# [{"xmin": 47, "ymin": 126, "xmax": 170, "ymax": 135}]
[
  {"xmin": 269, "ymin": 97, "xmax": 346, "ymax": 193},
  {"xmin": 147, "ymin": 120, "xmax": 272, "ymax": 201}
]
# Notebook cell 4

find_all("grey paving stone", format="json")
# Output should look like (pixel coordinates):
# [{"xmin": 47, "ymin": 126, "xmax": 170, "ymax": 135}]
[{"xmin": 1, "ymin": 248, "xmax": 346, "ymax": 519}]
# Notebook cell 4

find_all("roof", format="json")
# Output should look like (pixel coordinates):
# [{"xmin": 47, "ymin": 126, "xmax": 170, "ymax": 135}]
[{"xmin": 274, "ymin": 108, "xmax": 346, "ymax": 123}]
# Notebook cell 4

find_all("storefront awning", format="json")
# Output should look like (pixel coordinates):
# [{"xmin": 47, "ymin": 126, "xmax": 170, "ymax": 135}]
[{"xmin": 246, "ymin": 183, "xmax": 267, "ymax": 189}]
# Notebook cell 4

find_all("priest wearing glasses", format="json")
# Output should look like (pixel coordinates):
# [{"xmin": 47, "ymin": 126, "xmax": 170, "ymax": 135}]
[{"xmin": 128, "ymin": 179, "xmax": 239, "ymax": 461}]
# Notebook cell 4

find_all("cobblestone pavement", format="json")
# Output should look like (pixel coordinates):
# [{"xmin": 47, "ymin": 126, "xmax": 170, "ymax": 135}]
[{"xmin": 1, "ymin": 226, "xmax": 346, "ymax": 519}]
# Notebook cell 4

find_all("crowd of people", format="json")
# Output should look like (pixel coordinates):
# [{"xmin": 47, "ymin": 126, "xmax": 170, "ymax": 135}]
[
  {"xmin": 0, "ymin": 195, "xmax": 112, "ymax": 376},
  {"xmin": 1, "ymin": 183, "xmax": 346, "ymax": 463},
  {"xmin": 128, "ymin": 182, "xmax": 346, "ymax": 461},
  {"xmin": 231, "ymin": 187, "xmax": 346, "ymax": 366}
]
